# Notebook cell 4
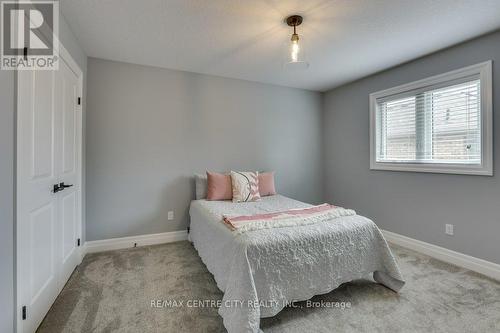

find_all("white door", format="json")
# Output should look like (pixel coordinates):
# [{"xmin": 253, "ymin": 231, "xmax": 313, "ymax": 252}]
[
  {"xmin": 17, "ymin": 69, "xmax": 61, "ymax": 333},
  {"xmin": 56, "ymin": 56, "xmax": 82, "ymax": 287},
  {"xmin": 17, "ymin": 48, "xmax": 83, "ymax": 333}
]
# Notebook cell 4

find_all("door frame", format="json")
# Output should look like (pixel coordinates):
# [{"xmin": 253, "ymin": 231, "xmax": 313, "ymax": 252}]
[{"xmin": 15, "ymin": 41, "xmax": 84, "ymax": 332}]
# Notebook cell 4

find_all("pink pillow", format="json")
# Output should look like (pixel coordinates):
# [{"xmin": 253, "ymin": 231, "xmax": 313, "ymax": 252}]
[
  {"xmin": 206, "ymin": 171, "xmax": 232, "ymax": 201},
  {"xmin": 258, "ymin": 172, "xmax": 276, "ymax": 196}
]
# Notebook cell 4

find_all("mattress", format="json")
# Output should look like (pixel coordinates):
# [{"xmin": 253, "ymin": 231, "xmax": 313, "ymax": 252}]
[{"xmin": 189, "ymin": 195, "xmax": 404, "ymax": 333}]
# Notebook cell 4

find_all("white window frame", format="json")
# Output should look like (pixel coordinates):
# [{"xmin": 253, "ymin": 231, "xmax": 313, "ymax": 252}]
[{"xmin": 369, "ymin": 61, "xmax": 493, "ymax": 176}]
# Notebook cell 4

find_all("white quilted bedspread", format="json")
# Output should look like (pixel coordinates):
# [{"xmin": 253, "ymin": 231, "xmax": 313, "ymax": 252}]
[{"xmin": 189, "ymin": 195, "xmax": 404, "ymax": 333}]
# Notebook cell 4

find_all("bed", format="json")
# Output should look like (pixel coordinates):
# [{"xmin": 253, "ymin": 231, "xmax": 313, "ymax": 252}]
[{"xmin": 189, "ymin": 194, "xmax": 404, "ymax": 333}]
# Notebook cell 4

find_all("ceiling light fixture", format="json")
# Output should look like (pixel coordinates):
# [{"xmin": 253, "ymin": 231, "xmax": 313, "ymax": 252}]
[{"xmin": 284, "ymin": 15, "xmax": 309, "ymax": 70}]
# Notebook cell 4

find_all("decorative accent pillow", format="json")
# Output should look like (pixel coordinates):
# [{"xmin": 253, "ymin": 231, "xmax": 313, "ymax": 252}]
[
  {"xmin": 206, "ymin": 171, "xmax": 233, "ymax": 201},
  {"xmin": 258, "ymin": 172, "xmax": 276, "ymax": 196},
  {"xmin": 230, "ymin": 171, "xmax": 261, "ymax": 203}
]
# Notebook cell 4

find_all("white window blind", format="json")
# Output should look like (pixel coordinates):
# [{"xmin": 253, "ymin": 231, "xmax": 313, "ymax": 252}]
[
  {"xmin": 370, "ymin": 61, "xmax": 492, "ymax": 175},
  {"xmin": 377, "ymin": 78, "xmax": 481, "ymax": 164}
]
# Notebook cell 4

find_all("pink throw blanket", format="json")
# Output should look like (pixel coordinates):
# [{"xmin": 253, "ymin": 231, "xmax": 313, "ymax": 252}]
[{"xmin": 223, "ymin": 204, "xmax": 356, "ymax": 233}]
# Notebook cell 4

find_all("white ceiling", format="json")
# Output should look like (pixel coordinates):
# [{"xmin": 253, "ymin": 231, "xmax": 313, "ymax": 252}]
[{"xmin": 61, "ymin": 0, "xmax": 500, "ymax": 92}]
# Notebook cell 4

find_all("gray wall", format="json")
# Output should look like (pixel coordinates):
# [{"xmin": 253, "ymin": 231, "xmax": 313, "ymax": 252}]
[
  {"xmin": 0, "ymin": 12, "xmax": 86, "ymax": 332},
  {"xmin": 86, "ymin": 58, "xmax": 323, "ymax": 240},
  {"xmin": 323, "ymin": 30, "xmax": 500, "ymax": 264}
]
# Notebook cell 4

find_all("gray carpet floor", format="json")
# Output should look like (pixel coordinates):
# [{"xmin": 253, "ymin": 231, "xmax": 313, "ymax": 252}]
[{"xmin": 37, "ymin": 241, "xmax": 500, "ymax": 333}]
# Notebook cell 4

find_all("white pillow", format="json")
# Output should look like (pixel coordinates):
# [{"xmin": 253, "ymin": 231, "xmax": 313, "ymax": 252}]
[
  {"xmin": 230, "ymin": 171, "xmax": 261, "ymax": 203},
  {"xmin": 194, "ymin": 174, "xmax": 207, "ymax": 199}
]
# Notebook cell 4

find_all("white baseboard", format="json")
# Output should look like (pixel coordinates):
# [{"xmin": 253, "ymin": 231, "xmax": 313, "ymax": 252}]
[
  {"xmin": 382, "ymin": 230, "xmax": 500, "ymax": 281},
  {"xmin": 84, "ymin": 230, "xmax": 188, "ymax": 254}
]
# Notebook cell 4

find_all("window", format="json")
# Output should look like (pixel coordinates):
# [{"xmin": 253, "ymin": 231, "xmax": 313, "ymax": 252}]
[{"xmin": 370, "ymin": 61, "xmax": 492, "ymax": 175}]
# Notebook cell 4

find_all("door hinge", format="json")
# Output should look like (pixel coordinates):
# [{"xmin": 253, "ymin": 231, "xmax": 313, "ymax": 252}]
[
  {"xmin": 77, "ymin": 97, "xmax": 81, "ymax": 105},
  {"xmin": 22, "ymin": 306, "xmax": 27, "ymax": 320},
  {"xmin": 77, "ymin": 238, "xmax": 81, "ymax": 247}
]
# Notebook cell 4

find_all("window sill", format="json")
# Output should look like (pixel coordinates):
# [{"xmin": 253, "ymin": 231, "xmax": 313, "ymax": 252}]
[{"xmin": 370, "ymin": 161, "xmax": 493, "ymax": 176}]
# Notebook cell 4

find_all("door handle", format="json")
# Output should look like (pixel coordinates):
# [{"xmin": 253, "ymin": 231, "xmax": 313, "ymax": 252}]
[{"xmin": 53, "ymin": 182, "xmax": 73, "ymax": 193}]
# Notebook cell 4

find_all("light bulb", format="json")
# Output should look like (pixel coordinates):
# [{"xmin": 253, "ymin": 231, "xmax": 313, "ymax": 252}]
[
  {"xmin": 291, "ymin": 40, "xmax": 299, "ymax": 62},
  {"xmin": 290, "ymin": 33, "xmax": 300, "ymax": 63}
]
